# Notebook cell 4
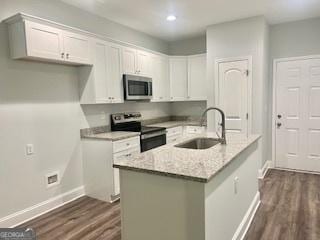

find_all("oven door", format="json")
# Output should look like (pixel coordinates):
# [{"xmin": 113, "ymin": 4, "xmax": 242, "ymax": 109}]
[
  {"xmin": 140, "ymin": 131, "xmax": 166, "ymax": 152},
  {"xmin": 124, "ymin": 75, "xmax": 152, "ymax": 100}
]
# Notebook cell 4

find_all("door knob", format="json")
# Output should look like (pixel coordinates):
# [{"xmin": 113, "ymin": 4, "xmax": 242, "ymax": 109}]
[
  {"xmin": 277, "ymin": 114, "xmax": 282, "ymax": 119},
  {"xmin": 277, "ymin": 122, "xmax": 282, "ymax": 128}
]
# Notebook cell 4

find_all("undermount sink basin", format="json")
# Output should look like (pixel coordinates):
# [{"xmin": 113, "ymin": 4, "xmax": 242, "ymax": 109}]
[{"xmin": 175, "ymin": 138, "xmax": 221, "ymax": 150}]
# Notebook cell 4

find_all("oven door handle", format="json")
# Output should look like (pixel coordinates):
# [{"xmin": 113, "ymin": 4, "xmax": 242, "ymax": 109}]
[
  {"xmin": 141, "ymin": 131, "xmax": 166, "ymax": 140},
  {"xmin": 148, "ymin": 82, "xmax": 153, "ymax": 97}
]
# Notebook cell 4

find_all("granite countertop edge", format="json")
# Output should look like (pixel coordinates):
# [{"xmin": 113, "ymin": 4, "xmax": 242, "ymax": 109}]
[
  {"xmin": 81, "ymin": 132, "xmax": 140, "ymax": 141},
  {"xmin": 114, "ymin": 134, "xmax": 261, "ymax": 183}
]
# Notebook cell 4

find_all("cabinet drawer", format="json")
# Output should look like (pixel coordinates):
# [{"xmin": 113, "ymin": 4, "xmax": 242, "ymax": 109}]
[
  {"xmin": 185, "ymin": 126, "xmax": 205, "ymax": 134},
  {"xmin": 112, "ymin": 146, "xmax": 140, "ymax": 197},
  {"xmin": 113, "ymin": 136, "xmax": 140, "ymax": 153},
  {"xmin": 166, "ymin": 126, "xmax": 183, "ymax": 137},
  {"xmin": 166, "ymin": 135, "xmax": 181, "ymax": 144}
]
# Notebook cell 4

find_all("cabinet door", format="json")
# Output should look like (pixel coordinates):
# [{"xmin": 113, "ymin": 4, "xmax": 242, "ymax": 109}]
[
  {"xmin": 25, "ymin": 21, "xmax": 64, "ymax": 61},
  {"xmin": 137, "ymin": 50, "xmax": 151, "ymax": 77},
  {"xmin": 63, "ymin": 32, "xmax": 92, "ymax": 65},
  {"xmin": 122, "ymin": 47, "xmax": 137, "ymax": 75},
  {"xmin": 107, "ymin": 43, "xmax": 123, "ymax": 103},
  {"xmin": 169, "ymin": 57, "xmax": 188, "ymax": 101},
  {"xmin": 151, "ymin": 55, "xmax": 169, "ymax": 101},
  {"xmin": 188, "ymin": 54, "xmax": 207, "ymax": 100},
  {"xmin": 93, "ymin": 41, "xmax": 111, "ymax": 103}
]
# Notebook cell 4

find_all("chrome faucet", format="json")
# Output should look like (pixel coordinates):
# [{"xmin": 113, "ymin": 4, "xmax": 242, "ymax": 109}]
[{"xmin": 200, "ymin": 107, "xmax": 227, "ymax": 144}]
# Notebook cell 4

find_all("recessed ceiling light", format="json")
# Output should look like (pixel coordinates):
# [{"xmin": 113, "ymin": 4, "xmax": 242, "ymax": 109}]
[{"xmin": 166, "ymin": 15, "xmax": 177, "ymax": 21}]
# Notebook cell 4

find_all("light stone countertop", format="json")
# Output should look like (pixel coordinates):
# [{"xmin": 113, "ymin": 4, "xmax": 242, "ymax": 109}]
[
  {"xmin": 146, "ymin": 120, "xmax": 204, "ymax": 129},
  {"xmin": 114, "ymin": 133, "xmax": 261, "ymax": 182},
  {"xmin": 81, "ymin": 131, "xmax": 140, "ymax": 141}
]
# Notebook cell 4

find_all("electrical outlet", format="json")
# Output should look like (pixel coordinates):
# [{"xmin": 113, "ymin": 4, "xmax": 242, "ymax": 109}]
[
  {"xmin": 26, "ymin": 144, "xmax": 34, "ymax": 155},
  {"xmin": 234, "ymin": 177, "xmax": 239, "ymax": 194},
  {"xmin": 45, "ymin": 171, "xmax": 60, "ymax": 188}
]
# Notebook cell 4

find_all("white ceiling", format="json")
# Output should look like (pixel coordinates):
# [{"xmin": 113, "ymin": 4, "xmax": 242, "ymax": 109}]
[{"xmin": 60, "ymin": 0, "xmax": 320, "ymax": 41}]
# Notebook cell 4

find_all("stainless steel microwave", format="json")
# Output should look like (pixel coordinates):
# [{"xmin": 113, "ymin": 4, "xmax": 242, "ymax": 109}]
[{"xmin": 123, "ymin": 74, "xmax": 152, "ymax": 101}]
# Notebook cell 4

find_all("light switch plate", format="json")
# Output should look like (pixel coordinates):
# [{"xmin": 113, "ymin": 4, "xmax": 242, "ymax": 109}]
[{"xmin": 26, "ymin": 144, "xmax": 34, "ymax": 155}]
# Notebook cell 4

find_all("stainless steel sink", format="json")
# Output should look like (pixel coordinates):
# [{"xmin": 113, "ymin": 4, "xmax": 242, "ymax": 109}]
[{"xmin": 175, "ymin": 138, "xmax": 221, "ymax": 150}]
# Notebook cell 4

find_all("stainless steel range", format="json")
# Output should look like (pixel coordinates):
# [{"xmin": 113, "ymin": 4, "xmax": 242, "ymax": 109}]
[{"xmin": 111, "ymin": 112, "xmax": 166, "ymax": 152}]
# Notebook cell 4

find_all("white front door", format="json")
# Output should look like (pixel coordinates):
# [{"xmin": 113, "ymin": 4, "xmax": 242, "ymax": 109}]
[
  {"xmin": 217, "ymin": 58, "xmax": 250, "ymax": 135},
  {"xmin": 275, "ymin": 58, "xmax": 320, "ymax": 172}
]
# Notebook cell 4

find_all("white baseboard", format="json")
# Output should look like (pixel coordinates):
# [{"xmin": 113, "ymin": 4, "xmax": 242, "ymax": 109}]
[
  {"xmin": 0, "ymin": 186, "xmax": 85, "ymax": 228},
  {"xmin": 258, "ymin": 160, "xmax": 272, "ymax": 179},
  {"xmin": 232, "ymin": 192, "xmax": 261, "ymax": 240},
  {"xmin": 274, "ymin": 167, "xmax": 320, "ymax": 175}
]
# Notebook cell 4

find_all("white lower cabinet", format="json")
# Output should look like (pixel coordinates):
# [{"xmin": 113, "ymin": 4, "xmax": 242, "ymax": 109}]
[
  {"xmin": 82, "ymin": 136, "xmax": 140, "ymax": 202},
  {"xmin": 113, "ymin": 147, "xmax": 140, "ymax": 196},
  {"xmin": 184, "ymin": 126, "xmax": 206, "ymax": 134},
  {"xmin": 166, "ymin": 126, "xmax": 183, "ymax": 144}
]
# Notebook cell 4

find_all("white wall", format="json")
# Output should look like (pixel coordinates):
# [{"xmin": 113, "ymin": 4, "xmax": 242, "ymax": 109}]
[
  {"xmin": 270, "ymin": 17, "xmax": 320, "ymax": 59},
  {"xmin": 206, "ymin": 16, "xmax": 269, "ymax": 167},
  {"xmin": 81, "ymin": 102, "xmax": 171, "ymax": 128},
  {"xmin": 0, "ymin": 0, "xmax": 170, "ymax": 221},
  {"xmin": 168, "ymin": 35, "xmax": 206, "ymax": 55}
]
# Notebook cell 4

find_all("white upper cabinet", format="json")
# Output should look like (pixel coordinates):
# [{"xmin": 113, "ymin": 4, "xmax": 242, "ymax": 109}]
[
  {"xmin": 122, "ymin": 47, "xmax": 151, "ymax": 77},
  {"xmin": 79, "ymin": 40, "xmax": 123, "ymax": 104},
  {"xmin": 63, "ymin": 32, "xmax": 91, "ymax": 65},
  {"xmin": 188, "ymin": 54, "xmax": 207, "ymax": 100},
  {"xmin": 169, "ymin": 57, "xmax": 188, "ymax": 101},
  {"xmin": 5, "ymin": 13, "xmax": 207, "ymax": 105},
  {"xmin": 107, "ymin": 43, "xmax": 123, "ymax": 103},
  {"xmin": 151, "ymin": 54, "xmax": 170, "ymax": 102},
  {"xmin": 24, "ymin": 21, "xmax": 64, "ymax": 61},
  {"xmin": 5, "ymin": 16, "xmax": 92, "ymax": 65},
  {"xmin": 122, "ymin": 47, "xmax": 137, "ymax": 75},
  {"xmin": 136, "ymin": 50, "xmax": 151, "ymax": 77}
]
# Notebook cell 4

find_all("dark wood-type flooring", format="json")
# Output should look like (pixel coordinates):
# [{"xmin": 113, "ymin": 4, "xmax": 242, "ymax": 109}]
[
  {"xmin": 245, "ymin": 169, "xmax": 320, "ymax": 240},
  {"xmin": 20, "ymin": 169, "xmax": 320, "ymax": 240},
  {"xmin": 19, "ymin": 196, "xmax": 121, "ymax": 240}
]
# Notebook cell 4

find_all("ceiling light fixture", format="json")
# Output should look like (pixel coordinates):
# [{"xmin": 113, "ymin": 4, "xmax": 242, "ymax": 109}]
[{"xmin": 166, "ymin": 15, "xmax": 177, "ymax": 21}]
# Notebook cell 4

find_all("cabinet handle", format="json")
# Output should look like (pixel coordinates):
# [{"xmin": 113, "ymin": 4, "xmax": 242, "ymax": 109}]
[
  {"xmin": 66, "ymin": 53, "xmax": 69, "ymax": 59},
  {"xmin": 126, "ymin": 153, "xmax": 132, "ymax": 157},
  {"xmin": 61, "ymin": 53, "xmax": 64, "ymax": 58}
]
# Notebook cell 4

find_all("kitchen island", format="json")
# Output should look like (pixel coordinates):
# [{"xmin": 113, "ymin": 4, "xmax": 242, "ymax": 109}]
[{"xmin": 114, "ymin": 132, "xmax": 261, "ymax": 240}]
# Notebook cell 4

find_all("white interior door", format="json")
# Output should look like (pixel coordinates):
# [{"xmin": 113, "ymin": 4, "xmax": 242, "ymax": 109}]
[
  {"xmin": 275, "ymin": 58, "xmax": 320, "ymax": 172},
  {"xmin": 217, "ymin": 59, "xmax": 250, "ymax": 135}
]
